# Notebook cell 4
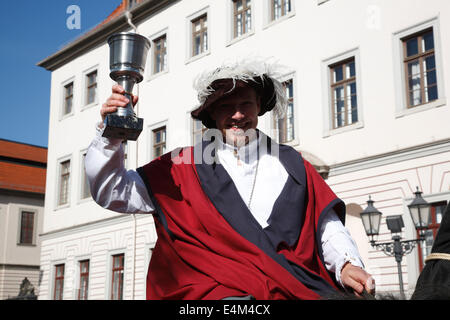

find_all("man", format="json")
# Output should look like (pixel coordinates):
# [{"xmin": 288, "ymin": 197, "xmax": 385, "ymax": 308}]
[{"xmin": 86, "ymin": 60, "xmax": 374, "ymax": 299}]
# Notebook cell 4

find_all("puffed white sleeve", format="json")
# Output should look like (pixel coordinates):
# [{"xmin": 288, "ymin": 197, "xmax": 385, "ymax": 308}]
[
  {"xmin": 84, "ymin": 122, "xmax": 155, "ymax": 214},
  {"xmin": 319, "ymin": 209, "xmax": 365, "ymax": 287}
]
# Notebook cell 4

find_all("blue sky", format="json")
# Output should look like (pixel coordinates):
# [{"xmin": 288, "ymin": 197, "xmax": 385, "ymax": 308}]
[{"xmin": 0, "ymin": 0, "xmax": 122, "ymax": 147}]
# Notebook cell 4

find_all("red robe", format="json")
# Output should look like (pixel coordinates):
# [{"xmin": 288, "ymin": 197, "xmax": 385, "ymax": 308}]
[{"xmin": 137, "ymin": 142, "xmax": 345, "ymax": 300}]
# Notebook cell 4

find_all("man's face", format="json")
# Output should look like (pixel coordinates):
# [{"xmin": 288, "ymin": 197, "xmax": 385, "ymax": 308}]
[{"xmin": 209, "ymin": 86, "xmax": 261, "ymax": 146}]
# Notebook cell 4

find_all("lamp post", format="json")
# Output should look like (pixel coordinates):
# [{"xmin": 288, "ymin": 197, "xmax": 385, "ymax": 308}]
[{"xmin": 360, "ymin": 188, "xmax": 431, "ymax": 299}]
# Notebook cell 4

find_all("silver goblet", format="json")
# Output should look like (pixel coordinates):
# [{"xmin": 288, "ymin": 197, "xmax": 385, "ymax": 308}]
[{"xmin": 103, "ymin": 32, "xmax": 151, "ymax": 141}]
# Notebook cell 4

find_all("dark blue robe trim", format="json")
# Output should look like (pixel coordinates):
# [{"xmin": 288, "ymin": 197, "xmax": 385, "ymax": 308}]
[
  {"xmin": 136, "ymin": 167, "xmax": 175, "ymax": 240},
  {"xmin": 195, "ymin": 136, "xmax": 339, "ymax": 296}
]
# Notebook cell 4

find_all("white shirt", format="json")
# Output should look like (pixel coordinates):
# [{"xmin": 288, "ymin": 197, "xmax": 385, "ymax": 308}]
[{"xmin": 85, "ymin": 123, "xmax": 364, "ymax": 286}]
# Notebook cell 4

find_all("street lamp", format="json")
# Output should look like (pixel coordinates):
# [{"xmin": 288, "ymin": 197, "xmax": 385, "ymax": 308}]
[
  {"xmin": 360, "ymin": 189, "xmax": 431, "ymax": 299},
  {"xmin": 408, "ymin": 187, "xmax": 431, "ymax": 238},
  {"xmin": 360, "ymin": 196, "xmax": 382, "ymax": 245}
]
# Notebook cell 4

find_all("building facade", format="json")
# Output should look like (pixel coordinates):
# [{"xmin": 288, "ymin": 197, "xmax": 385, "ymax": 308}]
[
  {"xmin": 0, "ymin": 139, "xmax": 47, "ymax": 299},
  {"xmin": 37, "ymin": 0, "xmax": 450, "ymax": 299}
]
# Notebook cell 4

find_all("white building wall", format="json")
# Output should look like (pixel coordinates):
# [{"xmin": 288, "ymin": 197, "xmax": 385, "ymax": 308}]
[
  {"xmin": 328, "ymin": 146, "xmax": 450, "ymax": 297},
  {"xmin": 40, "ymin": 0, "xmax": 450, "ymax": 299},
  {"xmin": 39, "ymin": 214, "xmax": 155, "ymax": 300}
]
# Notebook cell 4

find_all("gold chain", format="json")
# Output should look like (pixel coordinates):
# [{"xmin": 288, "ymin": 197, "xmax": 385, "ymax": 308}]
[
  {"xmin": 232, "ymin": 146, "xmax": 259, "ymax": 209},
  {"xmin": 247, "ymin": 158, "xmax": 259, "ymax": 209},
  {"xmin": 425, "ymin": 253, "xmax": 450, "ymax": 263}
]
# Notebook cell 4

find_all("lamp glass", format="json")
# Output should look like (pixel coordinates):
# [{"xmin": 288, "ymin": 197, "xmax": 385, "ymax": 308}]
[
  {"xmin": 417, "ymin": 204, "xmax": 431, "ymax": 229},
  {"xmin": 408, "ymin": 190, "xmax": 431, "ymax": 230},
  {"xmin": 361, "ymin": 211, "xmax": 381, "ymax": 236},
  {"xmin": 409, "ymin": 204, "xmax": 430, "ymax": 230}
]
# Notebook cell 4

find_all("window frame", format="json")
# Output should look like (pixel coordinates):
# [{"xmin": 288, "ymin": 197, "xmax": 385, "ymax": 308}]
[
  {"xmin": 122, "ymin": 141, "xmax": 129, "ymax": 170},
  {"xmin": 153, "ymin": 34, "xmax": 168, "ymax": 75},
  {"xmin": 329, "ymin": 57, "xmax": 358, "ymax": 130},
  {"xmin": 191, "ymin": 118, "xmax": 207, "ymax": 146},
  {"xmin": 402, "ymin": 28, "xmax": 438, "ymax": 109},
  {"xmin": 227, "ymin": 0, "xmax": 255, "ymax": 46},
  {"xmin": 60, "ymin": 77, "xmax": 75, "ymax": 120},
  {"xmin": 78, "ymin": 259, "xmax": 90, "ymax": 300},
  {"xmin": 85, "ymin": 70, "xmax": 98, "ymax": 106},
  {"xmin": 233, "ymin": 0, "xmax": 252, "ymax": 39},
  {"xmin": 18, "ymin": 209, "xmax": 36, "ymax": 245},
  {"xmin": 79, "ymin": 150, "xmax": 91, "ymax": 202},
  {"xmin": 270, "ymin": 0, "xmax": 291, "ymax": 21},
  {"xmin": 147, "ymin": 28, "xmax": 169, "ymax": 81},
  {"xmin": 111, "ymin": 254, "xmax": 125, "ymax": 300},
  {"xmin": 152, "ymin": 126, "xmax": 167, "ymax": 159},
  {"xmin": 191, "ymin": 14, "xmax": 208, "ymax": 57},
  {"xmin": 186, "ymin": 7, "xmax": 210, "ymax": 64},
  {"xmin": 81, "ymin": 65, "xmax": 99, "ymax": 109},
  {"xmin": 63, "ymin": 82, "xmax": 74, "ymax": 116},
  {"xmin": 147, "ymin": 120, "xmax": 168, "ymax": 161},
  {"xmin": 321, "ymin": 47, "xmax": 364, "ymax": 137},
  {"xmin": 271, "ymin": 74, "xmax": 298, "ymax": 146},
  {"xmin": 56, "ymin": 156, "xmax": 72, "ymax": 209},
  {"xmin": 146, "ymin": 28, "xmax": 169, "ymax": 81},
  {"xmin": 392, "ymin": 17, "xmax": 446, "ymax": 118},
  {"xmin": 53, "ymin": 264, "xmax": 65, "ymax": 300},
  {"xmin": 263, "ymin": 0, "xmax": 295, "ymax": 28}
]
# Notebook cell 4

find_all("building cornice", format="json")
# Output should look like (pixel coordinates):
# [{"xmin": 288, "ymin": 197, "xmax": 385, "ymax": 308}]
[
  {"xmin": 39, "ymin": 213, "xmax": 153, "ymax": 241},
  {"xmin": 329, "ymin": 138, "xmax": 450, "ymax": 177},
  {"xmin": 36, "ymin": 0, "xmax": 179, "ymax": 71},
  {"xmin": 0, "ymin": 264, "xmax": 40, "ymax": 270}
]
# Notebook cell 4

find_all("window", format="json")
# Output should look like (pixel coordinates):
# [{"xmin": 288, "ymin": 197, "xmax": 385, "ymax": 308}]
[
  {"xmin": 152, "ymin": 35, "xmax": 167, "ymax": 74},
  {"xmin": 153, "ymin": 126, "xmax": 166, "ymax": 158},
  {"xmin": 329, "ymin": 57, "xmax": 358, "ymax": 129},
  {"xmin": 402, "ymin": 28, "xmax": 438, "ymax": 108},
  {"xmin": 54, "ymin": 264, "xmax": 65, "ymax": 300},
  {"xmin": 191, "ymin": 14, "xmax": 208, "ymax": 57},
  {"xmin": 192, "ymin": 118, "xmax": 206, "ymax": 146},
  {"xmin": 111, "ymin": 254, "xmax": 124, "ymax": 300},
  {"xmin": 63, "ymin": 82, "xmax": 73, "ymax": 116},
  {"xmin": 19, "ymin": 210, "xmax": 34, "ymax": 245},
  {"xmin": 58, "ymin": 160, "xmax": 71, "ymax": 206},
  {"xmin": 80, "ymin": 153, "xmax": 90, "ymax": 200},
  {"xmin": 271, "ymin": 0, "xmax": 291, "ymax": 21},
  {"xmin": 274, "ymin": 79, "xmax": 294, "ymax": 143},
  {"xmin": 78, "ymin": 260, "xmax": 89, "ymax": 300},
  {"xmin": 416, "ymin": 201, "xmax": 447, "ymax": 271},
  {"xmin": 122, "ymin": 141, "xmax": 128, "ymax": 169},
  {"xmin": 233, "ymin": 0, "xmax": 252, "ymax": 38},
  {"xmin": 86, "ymin": 70, "xmax": 97, "ymax": 105},
  {"xmin": 393, "ymin": 18, "xmax": 445, "ymax": 117}
]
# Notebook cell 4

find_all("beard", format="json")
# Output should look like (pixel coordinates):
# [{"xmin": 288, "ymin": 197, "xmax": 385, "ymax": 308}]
[{"xmin": 223, "ymin": 127, "xmax": 258, "ymax": 148}]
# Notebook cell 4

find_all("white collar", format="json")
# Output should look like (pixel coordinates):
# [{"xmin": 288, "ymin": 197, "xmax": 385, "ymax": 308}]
[{"xmin": 217, "ymin": 131, "xmax": 264, "ymax": 164}]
